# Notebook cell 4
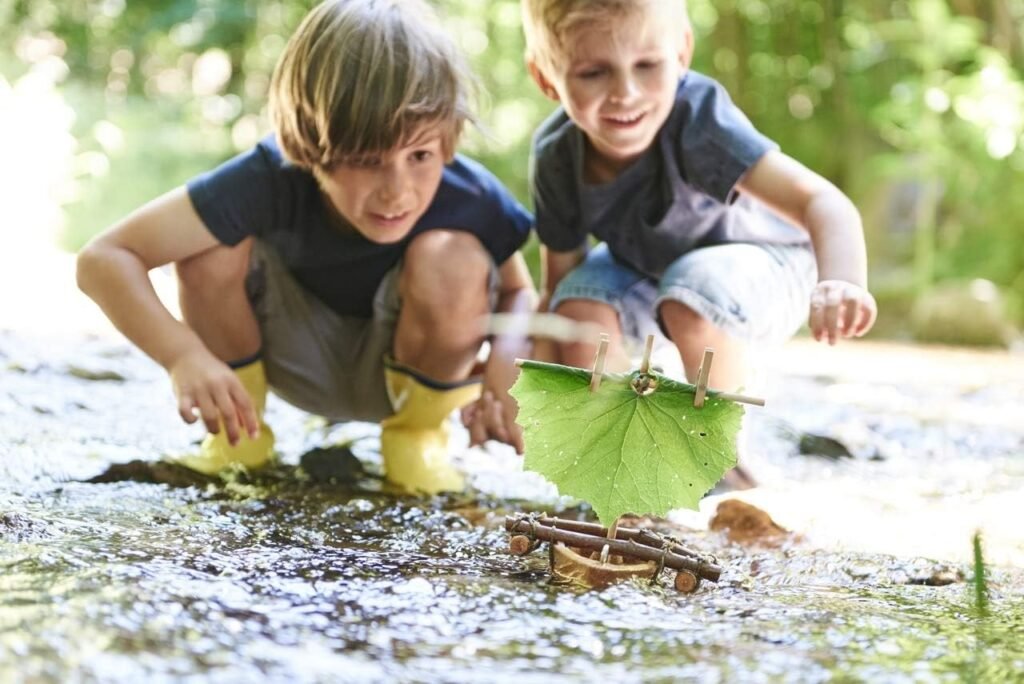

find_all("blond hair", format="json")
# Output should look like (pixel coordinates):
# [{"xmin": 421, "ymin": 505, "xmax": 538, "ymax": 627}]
[
  {"xmin": 521, "ymin": 0, "xmax": 689, "ymax": 72},
  {"xmin": 270, "ymin": 0, "xmax": 475, "ymax": 169}
]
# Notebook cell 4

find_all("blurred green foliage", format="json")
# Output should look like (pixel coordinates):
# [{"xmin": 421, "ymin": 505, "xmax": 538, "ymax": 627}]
[{"xmin": 2, "ymin": 0, "xmax": 1024, "ymax": 336}]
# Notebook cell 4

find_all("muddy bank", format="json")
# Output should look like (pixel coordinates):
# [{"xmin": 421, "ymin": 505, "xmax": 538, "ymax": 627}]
[{"xmin": 2, "ymin": 328, "xmax": 1023, "ymax": 682}]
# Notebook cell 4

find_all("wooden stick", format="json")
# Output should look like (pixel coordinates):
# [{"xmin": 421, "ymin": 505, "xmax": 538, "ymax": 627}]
[
  {"xmin": 713, "ymin": 391, "xmax": 766, "ymax": 407},
  {"xmin": 694, "ymin": 348, "xmax": 713, "ymax": 408},
  {"xmin": 517, "ymin": 516, "xmax": 707, "ymax": 560},
  {"xmin": 513, "ymin": 357, "xmax": 765, "ymax": 406},
  {"xmin": 505, "ymin": 516, "xmax": 721, "ymax": 582},
  {"xmin": 589, "ymin": 333, "xmax": 609, "ymax": 392},
  {"xmin": 639, "ymin": 334, "xmax": 655, "ymax": 375},
  {"xmin": 481, "ymin": 313, "xmax": 603, "ymax": 344}
]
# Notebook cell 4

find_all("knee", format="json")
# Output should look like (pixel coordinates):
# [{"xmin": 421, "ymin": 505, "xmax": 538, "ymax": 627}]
[
  {"xmin": 401, "ymin": 230, "xmax": 490, "ymax": 313},
  {"xmin": 553, "ymin": 298, "xmax": 615, "ymax": 323},
  {"xmin": 659, "ymin": 299, "xmax": 713, "ymax": 337},
  {"xmin": 176, "ymin": 240, "xmax": 252, "ymax": 292}
]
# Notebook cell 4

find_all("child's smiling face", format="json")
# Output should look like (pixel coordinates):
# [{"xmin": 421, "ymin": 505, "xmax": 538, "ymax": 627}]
[
  {"xmin": 315, "ymin": 123, "xmax": 447, "ymax": 244},
  {"xmin": 539, "ymin": 5, "xmax": 692, "ymax": 176}
]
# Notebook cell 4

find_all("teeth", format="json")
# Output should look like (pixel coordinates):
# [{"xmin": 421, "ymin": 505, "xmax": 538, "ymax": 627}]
[{"xmin": 609, "ymin": 112, "xmax": 642, "ymax": 123}]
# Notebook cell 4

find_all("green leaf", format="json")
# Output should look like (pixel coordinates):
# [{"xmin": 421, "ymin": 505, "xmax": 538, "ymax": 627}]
[{"xmin": 510, "ymin": 360, "xmax": 744, "ymax": 524}]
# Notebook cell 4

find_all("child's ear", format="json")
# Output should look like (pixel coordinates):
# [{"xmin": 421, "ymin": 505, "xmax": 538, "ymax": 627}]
[
  {"xmin": 527, "ymin": 60, "xmax": 560, "ymax": 101},
  {"xmin": 677, "ymin": 24, "xmax": 695, "ymax": 71}
]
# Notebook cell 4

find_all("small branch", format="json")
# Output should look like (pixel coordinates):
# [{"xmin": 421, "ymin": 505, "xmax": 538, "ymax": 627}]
[
  {"xmin": 505, "ymin": 516, "xmax": 721, "ymax": 582},
  {"xmin": 514, "ymin": 516, "xmax": 707, "ymax": 560}
]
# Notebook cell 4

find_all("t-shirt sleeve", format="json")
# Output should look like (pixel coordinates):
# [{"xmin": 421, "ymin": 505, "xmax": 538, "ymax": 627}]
[
  {"xmin": 185, "ymin": 142, "xmax": 283, "ymax": 246},
  {"xmin": 676, "ymin": 75, "xmax": 779, "ymax": 204},
  {"xmin": 416, "ymin": 156, "xmax": 533, "ymax": 266},
  {"xmin": 530, "ymin": 119, "xmax": 588, "ymax": 253},
  {"xmin": 482, "ymin": 181, "xmax": 533, "ymax": 265}
]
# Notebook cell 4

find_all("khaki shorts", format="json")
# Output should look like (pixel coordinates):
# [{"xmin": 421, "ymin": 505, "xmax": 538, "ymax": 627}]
[{"xmin": 246, "ymin": 240, "xmax": 497, "ymax": 422}]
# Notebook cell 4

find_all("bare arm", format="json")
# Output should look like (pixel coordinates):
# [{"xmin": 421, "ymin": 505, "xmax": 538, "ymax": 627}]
[
  {"xmin": 76, "ymin": 186, "xmax": 220, "ymax": 369},
  {"xmin": 76, "ymin": 187, "xmax": 258, "ymax": 441},
  {"xmin": 737, "ymin": 150, "xmax": 877, "ymax": 343}
]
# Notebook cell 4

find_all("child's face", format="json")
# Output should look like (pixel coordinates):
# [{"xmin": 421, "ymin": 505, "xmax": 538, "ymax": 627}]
[
  {"xmin": 316, "ymin": 124, "xmax": 447, "ymax": 244},
  {"xmin": 536, "ymin": 7, "xmax": 690, "ymax": 173}
]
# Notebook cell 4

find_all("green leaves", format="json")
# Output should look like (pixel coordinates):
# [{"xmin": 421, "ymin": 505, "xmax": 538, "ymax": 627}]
[{"xmin": 510, "ymin": 360, "xmax": 743, "ymax": 525}]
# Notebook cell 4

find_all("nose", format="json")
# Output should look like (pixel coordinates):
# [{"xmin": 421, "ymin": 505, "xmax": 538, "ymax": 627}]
[
  {"xmin": 609, "ymin": 71, "xmax": 639, "ymax": 103},
  {"xmin": 376, "ymin": 163, "xmax": 407, "ymax": 203}
]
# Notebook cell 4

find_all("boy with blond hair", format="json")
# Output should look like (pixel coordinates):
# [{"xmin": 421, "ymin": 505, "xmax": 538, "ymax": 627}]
[
  {"xmin": 77, "ymin": 0, "xmax": 534, "ymax": 494},
  {"xmin": 521, "ymin": 0, "xmax": 876, "ymax": 395}
]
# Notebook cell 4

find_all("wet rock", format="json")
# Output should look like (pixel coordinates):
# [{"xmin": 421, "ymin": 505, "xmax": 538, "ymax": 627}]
[
  {"xmin": 910, "ymin": 279, "xmax": 1018, "ymax": 348},
  {"xmin": 906, "ymin": 565, "xmax": 964, "ymax": 586},
  {"xmin": 299, "ymin": 445, "xmax": 366, "ymax": 484},
  {"xmin": 798, "ymin": 433, "xmax": 855, "ymax": 460},
  {"xmin": 709, "ymin": 499, "xmax": 791, "ymax": 546},
  {"xmin": 0, "ymin": 512, "xmax": 51, "ymax": 542},
  {"xmin": 707, "ymin": 465, "xmax": 758, "ymax": 497},
  {"xmin": 65, "ymin": 365, "xmax": 126, "ymax": 382},
  {"xmin": 85, "ymin": 460, "xmax": 217, "ymax": 488}
]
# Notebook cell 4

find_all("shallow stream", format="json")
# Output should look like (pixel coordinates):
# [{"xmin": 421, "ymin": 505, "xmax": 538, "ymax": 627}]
[{"xmin": 2, "ymin": 330, "xmax": 1022, "ymax": 682}]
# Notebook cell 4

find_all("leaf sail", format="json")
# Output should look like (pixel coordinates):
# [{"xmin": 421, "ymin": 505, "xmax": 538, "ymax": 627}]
[{"xmin": 510, "ymin": 360, "xmax": 743, "ymax": 524}]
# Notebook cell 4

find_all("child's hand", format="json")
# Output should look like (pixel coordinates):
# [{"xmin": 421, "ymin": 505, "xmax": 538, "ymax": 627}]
[
  {"xmin": 809, "ymin": 280, "xmax": 877, "ymax": 345},
  {"xmin": 462, "ymin": 386, "xmax": 524, "ymax": 454},
  {"xmin": 168, "ymin": 349, "xmax": 260, "ymax": 445}
]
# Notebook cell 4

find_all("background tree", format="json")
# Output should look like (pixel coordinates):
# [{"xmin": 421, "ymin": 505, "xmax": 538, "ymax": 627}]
[{"xmin": 2, "ymin": 0, "xmax": 1022, "ymax": 339}]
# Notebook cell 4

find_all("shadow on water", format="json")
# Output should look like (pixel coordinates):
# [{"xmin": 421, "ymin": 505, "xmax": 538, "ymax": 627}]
[{"xmin": 2, "ymin": 331, "xmax": 1024, "ymax": 682}]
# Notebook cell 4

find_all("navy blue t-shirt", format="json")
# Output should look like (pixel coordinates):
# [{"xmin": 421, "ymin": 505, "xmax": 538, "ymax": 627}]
[{"xmin": 187, "ymin": 135, "xmax": 532, "ymax": 318}]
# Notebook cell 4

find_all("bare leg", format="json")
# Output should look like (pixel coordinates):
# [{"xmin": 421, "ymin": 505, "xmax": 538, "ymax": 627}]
[
  {"xmin": 660, "ymin": 300, "xmax": 748, "ymax": 391},
  {"xmin": 552, "ymin": 299, "xmax": 631, "ymax": 371},
  {"xmin": 393, "ymin": 231, "xmax": 491, "ymax": 381},
  {"xmin": 175, "ymin": 238, "xmax": 260, "ymax": 363}
]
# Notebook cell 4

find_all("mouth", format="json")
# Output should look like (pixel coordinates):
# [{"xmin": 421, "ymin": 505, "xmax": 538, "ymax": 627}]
[
  {"xmin": 603, "ymin": 110, "xmax": 646, "ymax": 127},
  {"xmin": 369, "ymin": 210, "xmax": 412, "ymax": 225}
]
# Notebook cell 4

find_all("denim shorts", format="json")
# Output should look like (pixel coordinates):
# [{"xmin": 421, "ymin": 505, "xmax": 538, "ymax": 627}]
[{"xmin": 550, "ymin": 242, "xmax": 817, "ymax": 348}]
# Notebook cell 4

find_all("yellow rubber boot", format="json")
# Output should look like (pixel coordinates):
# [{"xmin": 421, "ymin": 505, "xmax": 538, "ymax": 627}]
[
  {"xmin": 176, "ymin": 360, "xmax": 276, "ymax": 475},
  {"xmin": 380, "ymin": 361, "xmax": 481, "ymax": 495}
]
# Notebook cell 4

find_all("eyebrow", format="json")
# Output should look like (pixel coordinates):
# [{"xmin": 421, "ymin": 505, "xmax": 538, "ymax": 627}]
[{"xmin": 403, "ymin": 131, "xmax": 442, "ymax": 149}]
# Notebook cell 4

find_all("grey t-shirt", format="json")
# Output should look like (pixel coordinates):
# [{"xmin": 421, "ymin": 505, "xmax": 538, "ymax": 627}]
[{"xmin": 530, "ymin": 71, "xmax": 810, "ymax": 280}]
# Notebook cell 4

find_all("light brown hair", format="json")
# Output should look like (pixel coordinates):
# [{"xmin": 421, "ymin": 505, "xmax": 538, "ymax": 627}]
[
  {"xmin": 521, "ymin": 0, "xmax": 690, "ymax": 72},
  {"xmin": 270, "ymin": 0, "xmax": 476, "ymax": 169}
]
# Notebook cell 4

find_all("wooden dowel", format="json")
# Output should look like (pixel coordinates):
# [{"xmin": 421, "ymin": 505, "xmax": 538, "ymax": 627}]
[
  {"xmin": 513, "ymin": 357, "xmax": 765, "ymax": 407},
  {"xmin": 589, "ymin": 333, "xmax": 609, "ymax": 392},
  {"xmin": 713, "ymin": 391, "xmax": 766, "ymax": 407},
  {"xmin": 639, "ymin": 334, "xmax": 654, "ymax": 375},
  {"xmin": 694, "ymin": 348, "xmax": 713, "ymax": 408},
  {"xmin": 505, "ymin": 516, "xmax": 721, "ymax": 582}
]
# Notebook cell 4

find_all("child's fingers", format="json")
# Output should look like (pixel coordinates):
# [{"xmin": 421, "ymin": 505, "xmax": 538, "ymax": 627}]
[
  {"xmin": 509, "ymin": 421, "xmax": 524, "ymax": 455},
  {"xmin": 467, "ymin": 401, "xmax": 488, "ymax": 447},
  {"xmin": 853, "ymin": 297, "xmax": 878, "ymax": 336},
  {"xmin": 841, "ymin": 297, "xmax": 859, "ymax": 337},
  {"xmin": 229, "ymin": 385, "xmax": 260, "ymax": 439},
  {"xmin": 808, "ymin": 292, "xmax": 826, "ymax": 341},
  {"xmin": 194, "ymin": 393, "xmax": 221, "ymax": 435},
  {"xmin": 824, "ymin": 287, "xmax": 843, "ymax": 344},
  {"xmin": 178, "ymin": 394, "xmax": 199, "ymax": 425},
  {"xmin": 482, "ymin": 392, "xmax": 509, "ymax": 444},
  {"xmin": 212, "ymin": 387, "xmax": 241, "ymax": 445}
]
